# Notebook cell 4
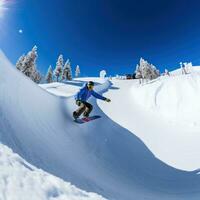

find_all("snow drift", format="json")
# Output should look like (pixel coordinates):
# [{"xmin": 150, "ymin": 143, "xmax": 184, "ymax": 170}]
[
  {"xmin": 132, "ymin": 73, "xmax": 200, "ymax": 126},
  {"xmin": 1, "ymin": 50, "xmax": 200, "ymax": 200}
]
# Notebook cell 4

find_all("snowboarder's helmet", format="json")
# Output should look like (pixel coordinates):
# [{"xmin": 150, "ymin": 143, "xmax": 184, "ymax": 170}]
[
  {"xmin": 87, "ymin": 81, "xmax": 94, "ymax": 90},
  {"xmin": 88, "ymin": 81, "xmax": 94, "ymax": 86}
]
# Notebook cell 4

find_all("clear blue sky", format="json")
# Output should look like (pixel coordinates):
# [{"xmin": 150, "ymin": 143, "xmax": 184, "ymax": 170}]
[{"xmin": 1, "ymin": 0, "xmax": 200, "ymax": 76}]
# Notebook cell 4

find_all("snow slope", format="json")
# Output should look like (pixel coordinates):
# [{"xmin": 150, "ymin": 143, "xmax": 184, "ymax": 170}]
[
  {"xmin": 1, "ymin": 50, "xmax": 200, "ymax": 200},
  {"xmin": 99, "ymin": 76, "xmax": 200, "ymax": 171},
  {"xmin": 39, "ymin": 82, "xmax": 80, "ymax": 97},
  {"xmin": 0, "ymin": 143, "xmax": 106, "ymax": 200}
]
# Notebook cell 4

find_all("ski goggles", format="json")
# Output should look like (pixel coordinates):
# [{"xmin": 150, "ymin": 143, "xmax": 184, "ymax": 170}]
[{"xmin": 87, "ymin": 84, "xmax": 94, "ymax": 90}]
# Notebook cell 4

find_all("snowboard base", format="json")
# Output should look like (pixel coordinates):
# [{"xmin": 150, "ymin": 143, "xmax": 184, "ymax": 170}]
[{"xmin": 74, "ymin": 115, "xmax": 101, "ymax": 124}]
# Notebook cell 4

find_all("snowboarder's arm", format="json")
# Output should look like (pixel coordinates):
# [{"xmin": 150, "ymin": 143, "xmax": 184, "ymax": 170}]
[{"xmin": 91, "ymin": 90, "xmax": 106, "ymax": 101}]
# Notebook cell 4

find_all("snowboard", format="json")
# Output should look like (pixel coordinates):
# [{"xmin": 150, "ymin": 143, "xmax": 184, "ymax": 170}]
[{"xmin": 74, "ymin": 115, "xmax": 101, "ymax": 124}]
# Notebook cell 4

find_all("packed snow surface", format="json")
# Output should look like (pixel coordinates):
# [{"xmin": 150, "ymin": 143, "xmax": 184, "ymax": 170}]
[{"xmin": 1, "ymin": 49, "xmax": 200, "ymax": 200}]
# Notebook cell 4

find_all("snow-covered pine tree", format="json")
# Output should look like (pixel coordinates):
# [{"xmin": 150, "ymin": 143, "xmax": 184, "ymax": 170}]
[
  {"xmin": 46, "ymin": 65, "xmax": 53, "ymax": 83},
  {"xmin": 66, "ymin": 60, "xmax": 72, "ymax": 80},
  {"xmin": 62, "ymin": 60, "xmax": 69, "ymax": 80},
  {"xmin": 16, "ymin": 46, "xmax": 41, "ymax": 83},
  {"xmin": 149, "ymin": 64, "xmax": 160, "ymax": 80},
  {"xmin": 135, "ymin": 58, "xmax": 160, "ymax": 81},
  {"xmin": 54, "ymin": 55, "xmax": 64, "ymax": 82},
  {"xmin": 62, "ymin": 59, "xmax": 72, "ymax": 80},
  {"xmin": 185, "ymin": 62, "xmax": 193, "ymax": 74},
  {"xmin": 75, "ymin": 65, "xmax": 80, "ymax": 77},
  {"xmin": 22, "ymin": 46, "xmax": 38, "ymax": 77},
  {"xmin": 135, "ymin": 63, "xmax": 143, "ymax": 79},
  {"xmin": 32, "ymin": 70, "xmax": 41, "ymax": 83},
  {"xmin": 16, "ymin": 55, "xmax": 25, "ymax": 71}
]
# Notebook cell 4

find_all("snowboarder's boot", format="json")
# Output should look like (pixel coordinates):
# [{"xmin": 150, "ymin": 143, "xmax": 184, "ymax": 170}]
[
  {"xmin": 83, "ymin": 112, "xmax": 89, "ymax": 118},
  {"xmin": 73, "ymin": 111, "xmax": 79, "ymax": 120}
]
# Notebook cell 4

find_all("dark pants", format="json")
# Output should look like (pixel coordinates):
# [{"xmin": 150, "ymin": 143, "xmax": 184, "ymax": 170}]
[{"xmin": 75, "ymin": 101, "xmax": 93, "ymax": 118}]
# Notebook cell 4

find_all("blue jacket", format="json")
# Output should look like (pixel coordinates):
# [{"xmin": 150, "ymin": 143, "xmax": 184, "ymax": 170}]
[{"xmin": 75, "ymin": 84, "xmax": 106, "ymax": 102}]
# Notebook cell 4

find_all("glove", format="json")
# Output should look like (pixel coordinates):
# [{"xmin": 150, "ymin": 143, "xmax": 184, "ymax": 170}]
[
  {"xmin": 105, "ymin": 98, "xmax": 111, "ymax": 102},
  {"xmin": 76, "ymin": 100, "xmax": 82, "ymax": 106}
]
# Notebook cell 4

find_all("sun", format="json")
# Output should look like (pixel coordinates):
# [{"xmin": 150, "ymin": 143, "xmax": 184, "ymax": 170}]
[{"xmin": 0, "ymin": 0, "xmax": 8, "ymax": 18}]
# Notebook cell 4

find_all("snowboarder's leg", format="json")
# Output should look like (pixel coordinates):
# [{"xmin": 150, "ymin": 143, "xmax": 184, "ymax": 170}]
[
  {"xmin": 83, "ymin": 102, "xmax": 93, "ymax": 117},
  {"xmin": 74, "ymin": 102, "xmax": 86, "ymax": 119}
]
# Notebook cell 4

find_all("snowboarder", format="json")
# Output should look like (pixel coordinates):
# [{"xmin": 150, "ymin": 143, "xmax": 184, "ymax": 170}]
[{"xmin": 73, "ymin": 81, "xmax": 111, "ymax": 119}]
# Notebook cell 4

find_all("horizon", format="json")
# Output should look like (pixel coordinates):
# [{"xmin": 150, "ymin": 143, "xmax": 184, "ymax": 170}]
[{"xmin": 1, "ymin": 0, "xmax": 200, "ymax": 77}]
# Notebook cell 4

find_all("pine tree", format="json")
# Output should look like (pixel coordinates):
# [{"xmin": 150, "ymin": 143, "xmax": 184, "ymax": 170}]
[
  {"xmin": 54, "ymin": 55, "xmax": 64, "ymax": 82},
  {"xmin": 62, "ymin": 59, "xmax": 72, "ymax": 80},
  {"xmin": 75, "ymin": 65, "xmax": 80, "ymax": 77},
  {"xmin": 32, "ymin": 70, "xmax": 41, "ymax": 83},
  {"xmin": 15, "ymin": 46, "xmax": 41, "ymax": 83},
  {"xmin": 135, "ymin": 64, "xmax": 143, "ymax": 79},
  {"xmin": 62, "ymin": 60, "xmax": 69, "ymax": 80},
  {"xmin": 22, "ymin": 46, "xmax": 38, "ymax": 76},
  {"xmin": 46, "ymin": 65, "xmax": 53, "ymax": 83},
  {"xmin": 185, "ymin": 62, "xmax": 192, "ymax": 74},
  {"xmin": 16, "ymin": 55, "xmax": 25, "ymax": 71},
  {"xmin": 135, "ymin": 58, "xmax": 160, "ymax": 81}
]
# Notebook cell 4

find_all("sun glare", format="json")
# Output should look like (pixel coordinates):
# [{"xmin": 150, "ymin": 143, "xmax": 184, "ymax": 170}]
[{"xmin": 0, "ymin": 0, "xmax": 8, "ymax": 18}]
